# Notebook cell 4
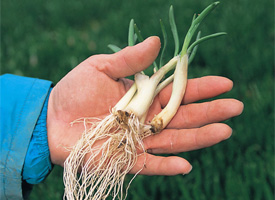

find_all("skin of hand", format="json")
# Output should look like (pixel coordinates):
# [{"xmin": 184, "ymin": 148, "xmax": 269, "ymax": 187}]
[{"xmin": 47, "ymin": 36, "xmax": 244, "ymax": 176}]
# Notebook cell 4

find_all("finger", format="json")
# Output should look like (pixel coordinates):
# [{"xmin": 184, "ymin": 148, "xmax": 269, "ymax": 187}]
[
  {"xmin": 143, "ymin": 123, "xmax": 232, "ymax": 154},
  {"xmin": 167, "ymin": 98, "xmax": 244, "ymax": 129},
  {"xmin": 159, "ymin": 76, "xmax": 233, "ymax": 107},
  {"xmin": 112, "ymin": 36, "xmax": 160, "ymax": 78},
  {"xmin": 91, "ymin": 36, "xmax": 161, "ymax": 79},
  {"xmin": 130, "ymin": 153, "xmax": 192, "ymax": 176}
]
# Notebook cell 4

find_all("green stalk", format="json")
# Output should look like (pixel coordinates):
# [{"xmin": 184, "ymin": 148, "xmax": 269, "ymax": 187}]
[
  {"xmin": 134, "ymin": 24, "xmax": 144, "ymax": 42},
  {"xmin": 187, "ymin": 32, "xmax": 227, "ymax": 54},
  {"xmin": 108, "ymin": 44, "xmax": 122, "ymax": 53},
  {"xmin": 181, "ymin": 1, "xmax": 220, "ymax": 57},
  {"xmin": 188, "ymin": 31, "xmax": 201, "ymax": 64},
  {"xmin": 153, "ymin": 31, "xmax": 226, "ymax": 95},
  {"xmin": 159, "ymin": 19, "xmax": 168, "ymax": 69},
  {"xmin": 128, "ymin": 19, "xmax": 135, "ymax": 46},
  {"xmin": 134, "ymin": 22, "xmax": 158, "ymax": 73},
  {"xmin": 154, "ymin": 31, "xmax": 201, "ymax": 95},
  {"xmin": 169, "ymin": 5, "xmax": 180, "ymax": 57}
]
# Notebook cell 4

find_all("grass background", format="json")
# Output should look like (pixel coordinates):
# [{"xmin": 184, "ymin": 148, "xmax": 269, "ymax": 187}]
[{"xmin": 1, "ymin": 0, "xmax": 274, "ymax": 199}]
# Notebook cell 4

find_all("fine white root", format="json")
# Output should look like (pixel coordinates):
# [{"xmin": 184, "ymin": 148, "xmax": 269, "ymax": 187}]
[
  {"xmin": 63, "ymin": 56, "xmax": 184, "ymax": 200},
  {"xmin": 63, "ymin": 112, "xmax": 151, "ymax": 200}
]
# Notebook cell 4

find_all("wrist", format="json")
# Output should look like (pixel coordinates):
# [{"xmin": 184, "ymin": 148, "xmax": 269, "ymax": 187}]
[{"xmin": 46, "ymin": 87, "xmax": 68, "ymax": 167}]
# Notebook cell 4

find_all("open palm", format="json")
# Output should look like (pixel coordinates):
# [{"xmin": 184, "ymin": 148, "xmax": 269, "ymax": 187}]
[{"xmin": 47, "ymin": 36, "xmax": 243, "ymax": 175}]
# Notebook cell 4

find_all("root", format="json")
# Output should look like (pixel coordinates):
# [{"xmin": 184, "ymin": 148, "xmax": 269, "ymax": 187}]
[
  {"xmin": 150, "ymin": 117, "xmax": 163, "ymax": 134},
  {"xmin": 63, "ymin": 111, "xmax": 152, "ymax": 200}
]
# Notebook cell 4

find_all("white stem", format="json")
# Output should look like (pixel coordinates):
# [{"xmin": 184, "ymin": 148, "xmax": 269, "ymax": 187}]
[
  {"xmin": 113, "ymin": 83, "xmax": 137, "ymax": 112},
  {"xmin": 139, "ymin": 110, "xmax": 148, "ymax": 124},
  {"xmin": 151, "ymin": 54, "xmax": 188, "ymax": 131},
  {"xmin": 124, "ymin": 57, "xmax": 179, "ymax": 119},
  {"xmin": 139, "ymin": 74, "xmax": 175, "ymax": 123},
  {"xmin": 154, "ymin": 74, "xmax": 174, "ymax": 96},
  {"xmin": 124, "ymin": 73, "xmax": 157, "ymax": 117},
  {"xmin": 150, "ymin": 56, "xmax": 178, "ymax": 83}
]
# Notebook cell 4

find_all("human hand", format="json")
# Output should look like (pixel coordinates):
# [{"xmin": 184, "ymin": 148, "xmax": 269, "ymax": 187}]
[{"xmin": 47, "ymin": 36, "xmax": 243, "ymax": 175}]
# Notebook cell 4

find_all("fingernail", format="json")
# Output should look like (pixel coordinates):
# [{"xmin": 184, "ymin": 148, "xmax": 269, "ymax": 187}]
[
  {"xmin": 147, "ymin": 149, "xmax": 155, "ymax": 154},
  {"xmin": 185, "ymin": 165, "xmax": 193, "ymax": 175},
  {"xmin": 182, "ymin": 165, "xmax": 193, "ymax": 176}
]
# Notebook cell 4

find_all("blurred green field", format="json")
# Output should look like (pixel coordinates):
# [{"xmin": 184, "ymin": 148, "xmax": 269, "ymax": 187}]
[{"xmin": 1, "ymin": 0, "xmax": 274, "ymax": 199}]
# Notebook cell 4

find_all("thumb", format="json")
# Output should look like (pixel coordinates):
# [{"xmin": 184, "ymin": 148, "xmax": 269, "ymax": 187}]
[{"xmin": 102, "ymin": 36, "xmax": 161, "ymax": 79}]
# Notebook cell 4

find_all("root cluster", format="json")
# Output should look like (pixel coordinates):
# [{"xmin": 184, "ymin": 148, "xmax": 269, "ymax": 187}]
[{"xmin": 63, "ymin": 111, "xmax": 152, "ymax": 200}]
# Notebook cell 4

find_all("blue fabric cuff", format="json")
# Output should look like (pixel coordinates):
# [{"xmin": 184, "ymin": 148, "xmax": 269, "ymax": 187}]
[{"xmin": 22, "ymin": 88, "xmax": 53, "ymax": 184}]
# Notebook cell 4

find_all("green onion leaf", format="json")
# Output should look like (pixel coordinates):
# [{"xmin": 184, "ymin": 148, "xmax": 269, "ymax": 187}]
[
  {"xmin": 132, "ymin": 21, "xmax": 158, "ymax": 74},
  {"xmin": 188, "ymin": 31, "xmax": 201, "ymax": 64},
  {"xmin": 193, "ymin": 1, "xmax": 220, "ymax": 26},
  {"xmin": 181, "ymin": 1, "xmax": 220, "ymax": 57},
  {"xmin": 108, "ymin": 44, "xmax": 122, "ymax": 53},
  {"xmin": 134, "ymin": 24, "xmax": 144, "ymax": 42},
  {"xmin": 128, "ymin": 19, "xmax": 135, "ymax": 46},
  {"xmin": 169, "ymin": 5, "xmax": 180, "ymax": 57},
  {"xmin": 187, "ymin": 32, "xmax": 227, "ymax": 54},
  {"xmin": 159, "ymin": 19, "xmax": 167, "ymax": 68}
]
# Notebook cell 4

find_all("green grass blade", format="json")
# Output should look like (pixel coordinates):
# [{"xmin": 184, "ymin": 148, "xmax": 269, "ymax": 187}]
[
  {"xmin": 192, "ymin": 13, "xmax": 197, "ymax": 22},
  {"xmin": 188, "ymin": 31, "xmax": 201, "ymax": 64},
  {"xmin": 133, "ymin": 21, "xmax": 158, "ymax": 74},
  {"xmin": 128, "ymin": 19, "xmax": 135, "ymax": 46},
  {"xmin": 169, "ymin": 5, "xmax": 180, "ymax": 57},
  {"xmin": 187, "ymin": 32, "xmax": 227, "ymax": 54},
  {"xmin": 153, "ymin": 63, "xmax": 159, "ymax": 72},
  {"xmin": 159, "ymin": 19, "xmax": 167, "ymax": 68},
  {"xmin": 193, "ymin": 1, "xmax": 220, "ymax": 26},
  {"xmin": 108, "ymin": 44, "xmax": 122, "ymax": 53},
  {"xmin": 134, "ymin": 34, "xmax": 138, "ymax": 44},
  {"xmin": 181, "ymin": 1, "xmax": 220, "ymax": 57},
  {"xmin": 134, "ymin": 24, "xmax": 144, "ymax": 42}
]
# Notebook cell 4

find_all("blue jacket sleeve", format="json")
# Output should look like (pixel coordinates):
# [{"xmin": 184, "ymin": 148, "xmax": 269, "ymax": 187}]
[
  {"xmin": 22, "ymin": 87, "xmax": 53, "ymax": 185},
  {"xmin": 0, "ymin": 74, "xmax": 52, "ymax": 199}
]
